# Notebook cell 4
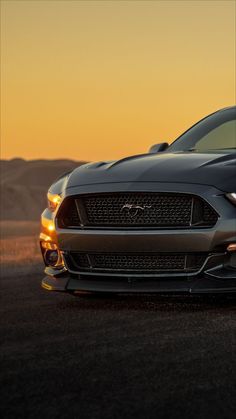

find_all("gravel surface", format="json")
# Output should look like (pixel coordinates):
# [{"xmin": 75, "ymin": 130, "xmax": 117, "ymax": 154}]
[{"xmin": 1, "ymin": 271, "xmax": 236, "ymax": 419}]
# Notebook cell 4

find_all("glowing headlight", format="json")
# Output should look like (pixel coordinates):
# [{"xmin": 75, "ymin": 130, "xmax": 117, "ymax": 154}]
[
  {"xmin": 47, "ymin": 192, "xmax": 61, "ymax": 212},
  {"xmin": 226, "ymin": 193, "xmax": 236, "ymax": 206}
]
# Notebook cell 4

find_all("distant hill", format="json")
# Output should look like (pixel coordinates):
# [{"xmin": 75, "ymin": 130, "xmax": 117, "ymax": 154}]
[{"xmin": 0, "ymin": 159, "xmax": 87, "ymax": 221}]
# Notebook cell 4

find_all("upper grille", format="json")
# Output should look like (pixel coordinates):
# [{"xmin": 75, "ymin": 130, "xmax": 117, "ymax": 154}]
[{"xmin": 57, "ymin": 193, "xmax": 218, "ymax": 229}]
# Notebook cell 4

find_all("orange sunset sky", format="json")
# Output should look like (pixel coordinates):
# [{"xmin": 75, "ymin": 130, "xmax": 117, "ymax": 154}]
[{"xmin": 1, "ymin": 0, "xmax": 235, "ymax": 162}]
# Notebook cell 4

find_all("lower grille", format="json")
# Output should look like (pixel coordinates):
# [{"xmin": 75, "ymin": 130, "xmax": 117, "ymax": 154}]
[{"xmin": 65, "ymin": 252, "xmax": 207, "ymax": 273}]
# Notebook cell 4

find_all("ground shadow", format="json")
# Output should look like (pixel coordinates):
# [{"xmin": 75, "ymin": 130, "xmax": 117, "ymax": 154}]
[{"xmin": 57, "ymin": 292, "xmax": 236, "ymax": 313}]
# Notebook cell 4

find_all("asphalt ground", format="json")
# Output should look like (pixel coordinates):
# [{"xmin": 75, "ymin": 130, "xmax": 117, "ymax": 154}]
[{"xmin": 1, "ymin": 271, "xmax": 236, "ymax": 419}]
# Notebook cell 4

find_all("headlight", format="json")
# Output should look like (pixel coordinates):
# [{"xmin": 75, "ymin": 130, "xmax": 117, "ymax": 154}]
[
  {"xmin": 47, "ymin": 192, "xmax": 61, "ymax": 212},
  {"xmin": 226, "ymin": 193, "xmax": 236, "ymax": 206}
]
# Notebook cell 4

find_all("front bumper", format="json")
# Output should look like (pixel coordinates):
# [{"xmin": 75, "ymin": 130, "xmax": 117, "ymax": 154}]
[{"xmin": 40, "ymin": 182, "xmax": 236, "ymax": 294}]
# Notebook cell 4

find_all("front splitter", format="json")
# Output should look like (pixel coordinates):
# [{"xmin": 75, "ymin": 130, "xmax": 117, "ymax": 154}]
[{"xmin": 42, "ymin": 273, "xmax": 236, "ymax": 294}]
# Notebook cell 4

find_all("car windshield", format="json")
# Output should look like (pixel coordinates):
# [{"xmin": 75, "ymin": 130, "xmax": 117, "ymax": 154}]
[{"xmin": 168, "ymin": 107, "xmax": 236, "ymax": 153}]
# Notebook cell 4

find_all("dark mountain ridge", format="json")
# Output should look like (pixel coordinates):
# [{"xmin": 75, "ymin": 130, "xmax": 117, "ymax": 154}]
[{"xmin": 0, "ymin": 159, "xmax": 86, "ymax": 220}]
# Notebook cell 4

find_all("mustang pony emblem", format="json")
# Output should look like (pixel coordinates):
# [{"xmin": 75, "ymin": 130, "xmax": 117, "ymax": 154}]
[{"xmin": 121, "ymin": 203, "xmax": 152, "ymax": 218}]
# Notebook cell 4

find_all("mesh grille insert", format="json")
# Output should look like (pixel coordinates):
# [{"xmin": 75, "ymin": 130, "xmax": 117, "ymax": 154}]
[
  {"xmin": 67, "ymin": 252, "xmax": 207, "ymax": 273},
  {"xmin": 57, "ymin": 193, "xmax": 218, "ymax": 229},
  {"xmin": 83, "ymin": 193, "xmax": 192, "ymax": 226}
]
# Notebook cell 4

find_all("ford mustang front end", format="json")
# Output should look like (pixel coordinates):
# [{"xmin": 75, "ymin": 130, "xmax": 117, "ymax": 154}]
[{"xmin": 40, "ymin": 106, "xmax": 236, "ymax": 294}]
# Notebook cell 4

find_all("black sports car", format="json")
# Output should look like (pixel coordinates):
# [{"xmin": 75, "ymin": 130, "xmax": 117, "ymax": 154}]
[{"xmin": 40, "ymin": 106, "xmax": 236, "ymax": 294}]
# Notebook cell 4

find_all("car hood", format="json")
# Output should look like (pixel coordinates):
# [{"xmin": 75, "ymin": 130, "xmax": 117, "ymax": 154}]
[{"xmin": 66, "ymin": 152, "xmax": 236, "ymax": 192}]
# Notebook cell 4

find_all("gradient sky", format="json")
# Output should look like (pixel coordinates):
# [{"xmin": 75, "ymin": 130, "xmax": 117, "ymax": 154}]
[{"xmin": 1, "ymin": 0, "xmax": 235, "ymax": 161}]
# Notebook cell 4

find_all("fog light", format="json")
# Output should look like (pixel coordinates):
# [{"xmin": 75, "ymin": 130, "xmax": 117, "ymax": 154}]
[{"xmin": 45, "ymin": 249, "xmax": 60, "ymax": 267}]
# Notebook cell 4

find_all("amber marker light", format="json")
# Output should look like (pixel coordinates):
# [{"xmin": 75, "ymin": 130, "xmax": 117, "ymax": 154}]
[
  {"xmin": 48, "ymin": 223, "xmax": 55, "ymax": 232},
  {"xmin": 41, "ymin": 241, "xmax": 58, "ymax": 250}
]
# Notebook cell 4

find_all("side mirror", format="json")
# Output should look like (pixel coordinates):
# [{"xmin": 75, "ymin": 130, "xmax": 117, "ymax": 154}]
[{"xmin": 148, "ymin": 142, "xmax": 169, "ymax": 154}]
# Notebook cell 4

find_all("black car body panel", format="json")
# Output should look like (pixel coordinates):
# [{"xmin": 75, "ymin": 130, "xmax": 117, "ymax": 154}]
[
  {"xmin": 40, "ymin": 106, "xmax": 236, "ymax": 294},
  {"xmin": 66, "ymin": 151, "xmax": 236, "ymax": 191}
]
